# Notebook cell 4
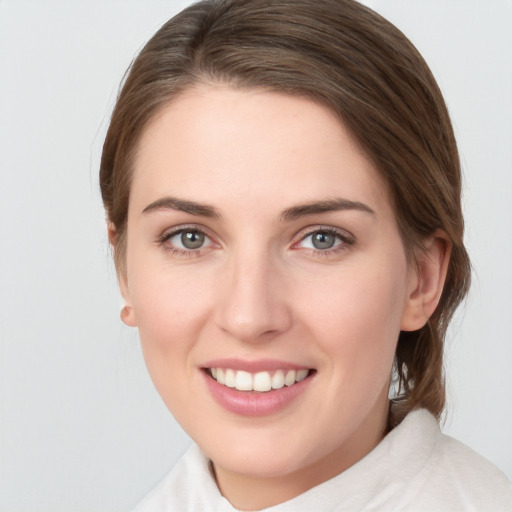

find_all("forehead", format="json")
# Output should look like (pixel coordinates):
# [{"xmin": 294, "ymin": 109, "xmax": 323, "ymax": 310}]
[{"xmin": 130, "ymin": 85, "xmax": 391, "ymax": 217}]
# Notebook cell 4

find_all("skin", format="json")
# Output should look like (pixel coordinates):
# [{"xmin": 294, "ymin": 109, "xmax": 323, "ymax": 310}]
[{"xmin": 116, "ymin": 85, "xmax": 449, "ymax": 510}]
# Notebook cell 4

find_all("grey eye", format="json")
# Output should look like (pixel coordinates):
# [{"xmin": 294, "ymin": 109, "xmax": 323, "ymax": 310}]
[
  {"xmin": 181, "ymin": 230, "xmax": 205, "ymax": 249},
  {"xmin": 311, "ymin": 231, "xmax": 336, "ymax": 249}
]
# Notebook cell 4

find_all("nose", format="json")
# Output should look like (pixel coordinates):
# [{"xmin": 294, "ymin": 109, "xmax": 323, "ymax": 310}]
[{"xmin": 214, "ymin": 248, "xmax": 293, "ymax": 343}]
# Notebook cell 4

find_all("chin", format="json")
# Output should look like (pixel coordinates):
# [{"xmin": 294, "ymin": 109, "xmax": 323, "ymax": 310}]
[
  {"xmin": 211, "ymin": 446, "xmax": 313, "ymax": 479},
  {"xmin": 198, "ymin": 421, "xmax": 338, "ymax": 480}
]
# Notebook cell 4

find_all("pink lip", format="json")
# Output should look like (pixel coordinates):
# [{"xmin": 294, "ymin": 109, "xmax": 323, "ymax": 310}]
[{"xmin": 201, "ymin": 363, "xmax": 315, "ymax": 417}]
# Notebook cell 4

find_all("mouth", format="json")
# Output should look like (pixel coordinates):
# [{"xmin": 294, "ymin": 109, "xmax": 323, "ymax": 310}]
[
  {"xmin": 205, "ymin": 367, "xmax": 314, "ymax": 392},
  {"xmin": 201, "ymin": 361, "xmax": 316, "ymax": 416}
]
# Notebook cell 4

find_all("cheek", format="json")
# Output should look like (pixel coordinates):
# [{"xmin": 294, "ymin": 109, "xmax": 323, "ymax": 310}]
[
  {"xmin": 296, "ymin": 256, "xmax": 408, "ymax": 373},
  {"xmin": 130, "ymin": 258, "xmax": 215, "ymax": 333},
  {"xmin": 128, "ymin": 267, "xmax": 215, "ymax": 391}
]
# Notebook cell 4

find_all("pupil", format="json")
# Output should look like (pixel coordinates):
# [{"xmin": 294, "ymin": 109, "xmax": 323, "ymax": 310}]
[
  {"xmin": 312, "ymin": 232, "xmax": 335, "ymax": 249},
  {"xmin": 181, "ymin": 231, "xmax": 204, "ymax": 249}
]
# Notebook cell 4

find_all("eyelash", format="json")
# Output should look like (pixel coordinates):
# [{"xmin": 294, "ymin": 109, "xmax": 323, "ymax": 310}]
[
  {"xmin": 156, "ymin": 225, "xmax": 355, "ymax": 258},
  {"xmin": 292, "ymin": 226, "xmax": 355, "ymax": 257},
  {"xmin": 156, "ymin": 225, "xmax": 214, "ymax": 258}
]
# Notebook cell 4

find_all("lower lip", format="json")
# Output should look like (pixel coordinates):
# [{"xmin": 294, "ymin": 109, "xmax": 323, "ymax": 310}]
[{"xmin": 202, "ymin": 370, "xmax": 313, "ymax": 417}]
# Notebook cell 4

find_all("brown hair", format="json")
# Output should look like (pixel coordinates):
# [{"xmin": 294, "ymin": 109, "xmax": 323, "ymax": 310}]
[{"xmin": 100, "ymin": 0, "xmax": 471, "ymax": 422}]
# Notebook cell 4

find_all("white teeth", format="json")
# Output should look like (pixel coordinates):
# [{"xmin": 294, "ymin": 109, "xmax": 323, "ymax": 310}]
[
  {"xmin": 296, "ymin": 369, "xmax": 308, "ymax": 382},
  {"xmin": 235, "ymin": 370, "xmax": 253, "ymax": 391},
  {"xmin": 253, "ymin": 371, "xmax": 272, "ymax": 392},
  {"xmin": 210, "ymin": 367, "xmax": 310, "ymax": 392},
  {"xmin": 225, "ymin": 369, "xmax": 236, "ymax": 388},
  {"xmin": 284, "ymin": 370, "xmax": 296, "ymax": 386},
  {"xmin": 271, "ymin": 370, "xmax": 285, "ymax": 390}
]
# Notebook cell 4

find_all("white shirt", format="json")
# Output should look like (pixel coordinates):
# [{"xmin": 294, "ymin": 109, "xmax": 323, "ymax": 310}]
[{"xmin": 132, "ymin": 409, "xmax": 512, "ymax": 511}]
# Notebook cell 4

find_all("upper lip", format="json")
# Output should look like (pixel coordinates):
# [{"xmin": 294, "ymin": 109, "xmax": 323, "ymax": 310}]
[{"xmin": 201, "ymin": 358, "xmax": 313, "ymax": 373}]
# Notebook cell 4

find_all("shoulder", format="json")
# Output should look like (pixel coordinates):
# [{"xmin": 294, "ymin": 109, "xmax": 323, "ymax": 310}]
[
  {"xmin": 130, "ymin": 444, "xmax": 234, "ymax": 512},
  {"xmin": 428, "ymin": 429, "xmax": 512, "ymax": 509},
  {"xmin": 390, "ymin": 409, "xmax": 512, "ymax": 511}
]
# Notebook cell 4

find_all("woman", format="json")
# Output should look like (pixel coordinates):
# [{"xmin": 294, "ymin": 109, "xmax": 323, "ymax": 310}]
[{"xmin": 99, "ymin": 0, "xmax": 512, "ymax": 510}]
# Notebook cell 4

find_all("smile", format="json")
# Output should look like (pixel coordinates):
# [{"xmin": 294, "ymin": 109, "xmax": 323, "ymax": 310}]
[
  {"xmin": 209, "ymin": 368, "xmax": 310, "ymax": 392},
  {"xmin": 202, "ymin": 360, "xmax": 316, "ymax": 416}
]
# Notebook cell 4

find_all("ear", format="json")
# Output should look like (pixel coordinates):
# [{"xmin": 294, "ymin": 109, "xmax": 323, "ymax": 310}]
[
  {"xmin": 108, "ymin": 222, "xmax": 137, "ymax": 328},
  {"xmin": 400, "ymin": 231, "xmax": 451, "ymax": 331}
]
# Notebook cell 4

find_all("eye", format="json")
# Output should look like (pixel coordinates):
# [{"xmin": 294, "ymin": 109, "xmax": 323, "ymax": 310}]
[
  {"xmin": 294, "ymin": 227, "xmax": 354, "ymax": 254},
  {"xmin": 177, "ymin": 230, "xmax": 205, "ymax": 249},
  {"xmin": 306, "ymin": 231, "xmax": 339, "ymax": 250},
  {"xmin": 158, "ymin": 226, "xmax": 216, "ymax": 256}
]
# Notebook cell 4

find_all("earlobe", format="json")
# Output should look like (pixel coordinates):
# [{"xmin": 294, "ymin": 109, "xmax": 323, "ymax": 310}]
[
  {"xmin": 400, "ymin": 231, "xmax": 451, "ymax": 332},
  {"xmin": 118, "ymin": 273, "xmax": 137, "ymax": 327},
  {"xmin": 117, "ymin": 266, "xmax": 138, "ymax": 328},
  {"xmin": 120, "ymin": 304, "xmax": 137, "ymax": 327},
  {"xmin": 108, "ymin": 222, "xmax": 137, "ymax": 328}
]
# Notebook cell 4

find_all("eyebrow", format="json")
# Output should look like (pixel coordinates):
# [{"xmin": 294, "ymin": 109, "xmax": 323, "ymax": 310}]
[
  {"xmin": 141, "ymin": 195, "xmax": 375, "ymax": 221},
  {"xmin": 142, "ymin": 196, "xmax": 222, "ymax": 218},
  {"xmin": 280, "ymin": 198, "xmax": 375, "ymax": 221}
]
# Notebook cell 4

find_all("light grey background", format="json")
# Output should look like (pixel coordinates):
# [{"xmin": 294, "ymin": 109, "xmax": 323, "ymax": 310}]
[{"xmin": 0, "ymin": 1, "xmax": 510, "ymax": 511}]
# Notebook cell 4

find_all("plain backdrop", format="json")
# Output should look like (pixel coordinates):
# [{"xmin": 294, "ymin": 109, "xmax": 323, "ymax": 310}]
[{"xmin": 1, "ymin": 1, "xmax": 511, "ymax": 511}]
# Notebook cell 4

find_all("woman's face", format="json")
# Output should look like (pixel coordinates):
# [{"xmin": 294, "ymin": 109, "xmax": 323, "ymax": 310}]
[{"xmin": 121, "ymin": 85, "xmax": 421, "ymax": 503}]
